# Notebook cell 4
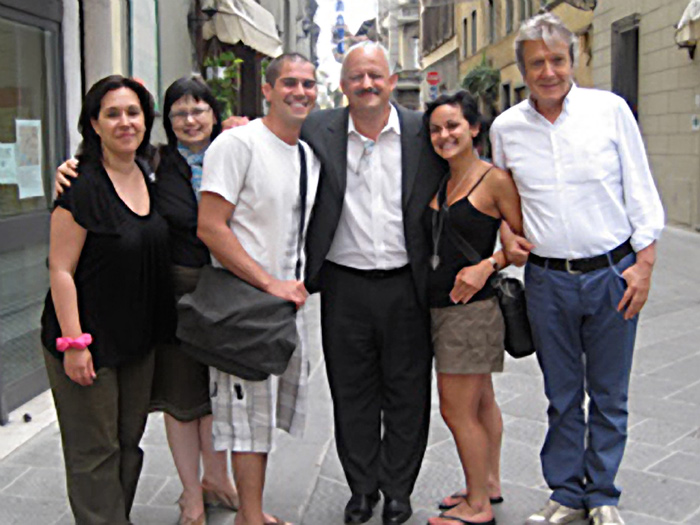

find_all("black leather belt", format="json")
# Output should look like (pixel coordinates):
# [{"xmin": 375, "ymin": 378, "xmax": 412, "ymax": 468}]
[
  {"xmin": 529, "ymin": 240, "xmax": 633, "ymax": 274},
  {"xmin": 328, "ymin": 262, "xmax": 410, "ymax": 279}
]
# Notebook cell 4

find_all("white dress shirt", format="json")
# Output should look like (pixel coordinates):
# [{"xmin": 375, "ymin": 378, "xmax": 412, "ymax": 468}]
[
  {"xmin": 326, "ymin": 105, "xmax": 409, "ymax": 270},
  {"xmin": 490, "ymin": 84, "xmax": 664, "ymax": 259}
]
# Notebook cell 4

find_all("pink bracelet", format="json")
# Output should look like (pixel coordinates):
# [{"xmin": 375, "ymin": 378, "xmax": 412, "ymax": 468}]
[{"xmin": 56, "ymin": 333, "xmax": 93, "ymax": 352}]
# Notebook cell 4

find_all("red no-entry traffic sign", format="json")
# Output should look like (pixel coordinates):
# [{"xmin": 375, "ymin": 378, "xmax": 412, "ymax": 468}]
[{"xmin": 426, "ymin": 71, "xmax": 441, "ymax": 86}]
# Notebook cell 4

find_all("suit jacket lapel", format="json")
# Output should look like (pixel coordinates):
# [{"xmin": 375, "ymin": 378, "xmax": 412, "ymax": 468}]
[
  {"xmin": 397, "ymin": 104, "xmax": 423, "ymax": 211},
  {"xmin": 325, "ymin": 107, "xmax": 350, "ymax": 199}
]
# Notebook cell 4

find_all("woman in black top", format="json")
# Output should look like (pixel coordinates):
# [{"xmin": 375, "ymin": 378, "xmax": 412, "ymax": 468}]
[
  {"xmin": 423, "ymin": 91, "xmax": 524, "ymax": 525},
  {"xmin": 150, "ymin": 77, "xmax": 239, "ymax": 524},
  {"xmin": 41, "ymin": 76, "xmax": 174, "ymax": 525},
  {"xmin": 54, "ymin": 76, "xmax": 242, "ymax": 525}
]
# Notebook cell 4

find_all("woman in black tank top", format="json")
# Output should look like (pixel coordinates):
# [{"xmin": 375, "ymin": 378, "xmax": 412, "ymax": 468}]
[{"xmin": 423, "ymin": 91, "xmax": 524, "ymax": 525}]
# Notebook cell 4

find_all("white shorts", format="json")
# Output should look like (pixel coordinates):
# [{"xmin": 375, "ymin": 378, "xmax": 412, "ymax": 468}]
[{"xmin": 209, "ymin": 370, "xmax": 276, "ymax": 453}]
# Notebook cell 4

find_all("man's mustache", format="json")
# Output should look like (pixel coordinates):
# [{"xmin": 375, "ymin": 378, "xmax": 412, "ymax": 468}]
[{"xmin": 354, "ymin": 87, "xmax": 380, "ymax": 96}]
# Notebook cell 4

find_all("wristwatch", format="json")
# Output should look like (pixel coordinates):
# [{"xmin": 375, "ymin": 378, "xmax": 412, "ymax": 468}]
[{"xmin": 487, "ymin": 256, "xmax": 501, "ymax": 272}]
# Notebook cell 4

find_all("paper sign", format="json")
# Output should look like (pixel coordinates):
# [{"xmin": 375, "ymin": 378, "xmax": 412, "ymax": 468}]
[
  {"xmin": 15, "ymin": 119, "xmax": 44, "ymax": 199},
  {"xmin": 0, "ymin": 143, "xmax": 17, "ymax": 184}
]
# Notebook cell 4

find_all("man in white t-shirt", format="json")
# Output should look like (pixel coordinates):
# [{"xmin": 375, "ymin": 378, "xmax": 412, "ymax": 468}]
[{"xmin": 197, "ymin": 53, "xmax": 320, "ymax": 525}]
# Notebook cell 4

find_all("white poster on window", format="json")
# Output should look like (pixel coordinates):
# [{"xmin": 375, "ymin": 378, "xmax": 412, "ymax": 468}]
[
  {"xmin": 15, "ymin": 119, "xmax": 44, "ymax": 199},
  {"xmin": 0, "ymin": 143, "xmax": 17, "ymax": 184}
]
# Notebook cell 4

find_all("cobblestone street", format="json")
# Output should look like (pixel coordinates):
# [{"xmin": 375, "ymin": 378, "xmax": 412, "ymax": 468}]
[{"xmin": 1, "ymin": 226, "xmax": 699, "ymax": 525}]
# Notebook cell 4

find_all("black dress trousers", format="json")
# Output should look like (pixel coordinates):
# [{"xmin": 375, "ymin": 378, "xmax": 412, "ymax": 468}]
[{"xmin": 320, "ymin": 262, "xmax": 432, "ymax": 500}]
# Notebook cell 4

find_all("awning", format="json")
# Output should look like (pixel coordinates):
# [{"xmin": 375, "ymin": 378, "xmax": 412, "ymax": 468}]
[
  {"xmin": 678, "ymin": 0, "xmax": 700, "ymax": 29},
  {"xmin": 676, "ymin": 0, "xmax": 700, "ymax": 49},
  {"xmin": 202, "ymin": 0, "xmax": 283, "ymax": 58}
]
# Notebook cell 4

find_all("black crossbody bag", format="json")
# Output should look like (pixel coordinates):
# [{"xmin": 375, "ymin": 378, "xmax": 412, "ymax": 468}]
[
  {"xmin": 431, "ymin": 175, "xmax": 535, "ymax": 359},
  {"xmin": 176, "ymin": 144, "xmax": 309, "ymax": 380}
]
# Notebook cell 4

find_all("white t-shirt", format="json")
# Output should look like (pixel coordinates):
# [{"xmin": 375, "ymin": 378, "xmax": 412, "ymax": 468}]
[{"xmin": 200, "ymin": 118, "xmax": 320, "ymax": 279}]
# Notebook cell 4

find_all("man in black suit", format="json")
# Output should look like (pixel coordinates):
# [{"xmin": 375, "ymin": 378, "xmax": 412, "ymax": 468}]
[{"xmin": 301, "ymin": 42, "xmax": 446, "ymax": 524}]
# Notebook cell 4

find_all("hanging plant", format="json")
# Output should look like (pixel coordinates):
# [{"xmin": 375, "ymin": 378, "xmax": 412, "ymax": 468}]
[
  {"xmin": 461, "ymin": 53, "xmax": 501, "ymax": 116},
  {"xmin": 203, "ymin": 51, "xmax": 244, "ymax": 119}
]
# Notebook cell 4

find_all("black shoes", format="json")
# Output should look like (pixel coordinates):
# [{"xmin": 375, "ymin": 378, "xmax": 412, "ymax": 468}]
[
  {"xmin": 382, "ymin": 497, "xmax": 412, "ymax": 524},
  {"xmin": 344, "ymin": 492, "xmax": 412, "ymax": 525},
  {"xmin": 344, "ymin": 492, "xmax": 380, "ymax": 524}
]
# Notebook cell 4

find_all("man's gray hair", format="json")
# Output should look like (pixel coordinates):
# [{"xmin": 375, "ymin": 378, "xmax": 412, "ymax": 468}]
[
  {"xmin": 341, "ymin": 40, "xmax": 393, "ymax": 79},
  {"xmin": 515, "ymin": 13, "xmax": 577, "ymax": 75}
]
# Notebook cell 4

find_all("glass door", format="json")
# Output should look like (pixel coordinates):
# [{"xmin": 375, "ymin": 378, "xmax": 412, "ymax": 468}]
[{"xmin": 0, "ymin": 5, "xmax": 64, "ymax": 424}]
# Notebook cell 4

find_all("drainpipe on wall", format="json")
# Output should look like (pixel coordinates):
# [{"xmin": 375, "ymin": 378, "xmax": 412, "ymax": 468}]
[{"xmin": 284, "ymin": 0, "xmax": 292, "ymax": 52}]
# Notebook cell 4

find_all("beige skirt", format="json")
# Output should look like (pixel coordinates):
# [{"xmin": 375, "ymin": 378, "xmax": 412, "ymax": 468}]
[{"xmin": 430, "ymin": 296, "xmax": 505, "ymax": 374}]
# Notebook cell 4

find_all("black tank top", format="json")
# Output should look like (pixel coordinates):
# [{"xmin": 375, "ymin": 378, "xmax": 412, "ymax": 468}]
[{"xmin": 426, "ymin": 168, "xmax": 502, "ymax": 308}]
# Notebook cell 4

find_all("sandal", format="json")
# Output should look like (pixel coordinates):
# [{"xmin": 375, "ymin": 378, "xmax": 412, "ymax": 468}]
[
  {"xmin": 438, "ymin": 491, "xmax": 503, "ymax": 511},
  {"xmin": 264, "ymin": 516, "xmax": 291, "ymax": 525},
  {"xmin": 177, "ymin": 494, "xmax": 206, "ymax": 525},
  {"xmin": 428, "ymin": 511, "xmax": 496, "ymax": 525},
  {"xmin": 203, "ymin": 487, "xmax": 239, "ymax": 511}
]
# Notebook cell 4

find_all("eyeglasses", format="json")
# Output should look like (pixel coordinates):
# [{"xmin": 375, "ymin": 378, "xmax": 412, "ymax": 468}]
[
  {"xmin": 278, "ymin": 77, "xmax": 317, "ymax": 89},
  {"xmin": 170, "ymin": 106, "xmax": 212, "ymax": 122}
]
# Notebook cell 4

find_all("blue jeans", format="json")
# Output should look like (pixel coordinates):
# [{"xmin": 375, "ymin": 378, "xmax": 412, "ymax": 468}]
[{"xmin": 525, "ymin": 252, "xmax": 638, "ymax": 509}]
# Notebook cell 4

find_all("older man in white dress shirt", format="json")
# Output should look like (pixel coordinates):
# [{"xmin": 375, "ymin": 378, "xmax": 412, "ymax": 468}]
[
  {"xmin": 301, "ymin": 42, "xmax": 446, "ymax": 524},
  {"xmin": 490, "ymin": 14, "xmax": 664, "ymax": 525}
]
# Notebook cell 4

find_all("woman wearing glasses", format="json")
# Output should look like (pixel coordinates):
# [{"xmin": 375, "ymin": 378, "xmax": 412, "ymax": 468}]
[
  {"xmin": 423, "ymin": 91, "xmax": 523, "ymax": 525},
  {"xmin": 150, "ymin": 76, "xmax": 241, "ymax": 525},
  {"xmin": 55, "ymin": 76, "xmax": 245, "ymax": 525}
]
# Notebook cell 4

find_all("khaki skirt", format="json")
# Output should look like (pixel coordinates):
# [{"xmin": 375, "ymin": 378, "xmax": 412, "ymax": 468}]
[{"xmin": 430, "ymin": 296, "xmax": 505, "ymax": 374}]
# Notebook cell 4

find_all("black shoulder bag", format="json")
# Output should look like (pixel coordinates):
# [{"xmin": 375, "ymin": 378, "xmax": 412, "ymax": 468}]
[
  {"xmin": 176, "ymin": 144, "xmax": 309, "ymax": 380},
  {"xmin": 432, "ymin": 174, "xmax": 535, "ymax": 359}
]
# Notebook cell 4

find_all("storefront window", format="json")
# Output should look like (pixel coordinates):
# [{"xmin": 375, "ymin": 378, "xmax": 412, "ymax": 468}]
[
  {"xmin": 0, "ymin": 17, "xmax": 55, "ymax": 217},
  {"xmin": 0, "ymin": 8, "xmax": 62, "ymax": 423}
]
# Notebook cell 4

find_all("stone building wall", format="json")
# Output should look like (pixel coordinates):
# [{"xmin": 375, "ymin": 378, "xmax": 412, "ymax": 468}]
[{"xmin": 593, "ymin": 0, "xmax": 700, "ymax": 228}]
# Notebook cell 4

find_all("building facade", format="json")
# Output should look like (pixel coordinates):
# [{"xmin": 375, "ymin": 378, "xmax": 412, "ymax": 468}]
[
  {"xmin": 421, "ymin": 0, "xmax": 458, "ymax": 103},
  {"xmin": 421, "ymin": 0, "xmax": 700, "ymax": 234},
  {"xmin": 592, "ymin": 0, "xmax": 700, "ymax": 229},
  {"xmin": 379, "ymin": 0, "xmax": 422, "ymax": 109}
]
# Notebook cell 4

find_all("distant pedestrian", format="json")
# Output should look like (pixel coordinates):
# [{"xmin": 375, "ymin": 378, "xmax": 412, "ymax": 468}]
[
  {"xmin": 41, "ymin": 75, "xmax": 175, "ymax": 525},
  {"xmin": 490, "ymin": 14, "xmax": 664, "ymax": 525}
]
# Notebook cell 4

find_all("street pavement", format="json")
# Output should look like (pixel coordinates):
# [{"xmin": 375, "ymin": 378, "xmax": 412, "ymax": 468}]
[{"xmin": 1, "ymin": 226, "xmax": 699, "ymax": 525}]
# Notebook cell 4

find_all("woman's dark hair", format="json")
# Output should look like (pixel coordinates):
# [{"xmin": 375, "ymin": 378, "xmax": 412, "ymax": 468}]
[
  {"xmin": 423, "ymin": 90, "xmax": 483, "ymax": 140},
  {"xmin": 162, "ymin": 76, "xmax": 222, "ymax": 150},
  {"xmin": 76, "ymin": 75, "xmax": 155, "ymax": 163}
]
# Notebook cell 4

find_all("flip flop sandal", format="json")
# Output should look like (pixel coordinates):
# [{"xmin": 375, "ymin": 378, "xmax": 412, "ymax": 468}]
[
  {"xmin": 429, "ymin": 512, "xmax": 496, "ymax": 525},
  {"xmin": 264, "ymin": 516, "xmax": 291, "ymax": 525},
  {"xmin": 438, "ymin": 493, "xmax": 504, "ymax": 511},
  {"xmin": 203, "ymin": 487, "xmax": 239, "ymax": 511}
]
